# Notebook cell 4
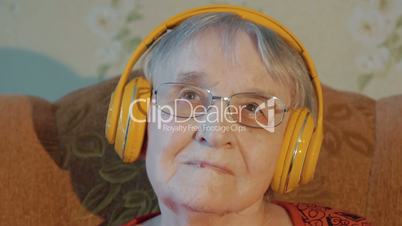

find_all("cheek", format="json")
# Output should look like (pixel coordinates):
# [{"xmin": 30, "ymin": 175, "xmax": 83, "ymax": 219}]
[
  {"xmin": 145, "ymin": 119, "xmax": 195, "ymax": 183},
  {"xmin": 242, "ymin": 127, "xmax": 286, "ymax": 179}
]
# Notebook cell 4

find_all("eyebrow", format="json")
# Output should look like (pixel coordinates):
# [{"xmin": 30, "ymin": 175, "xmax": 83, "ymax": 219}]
[
  {"xmin": 176, "ymin": 71, "xmax": 278, "ymax": 97},
  {"xmin": 241, "ymin": 88, "xmax": 277, "ymax": 97},
  {"xmin": 176, "ymin": 71, "xmax": 209, "ymax": 86}
]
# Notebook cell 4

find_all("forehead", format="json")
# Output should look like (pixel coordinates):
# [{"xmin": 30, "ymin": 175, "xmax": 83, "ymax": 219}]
[{"xmin": 153, "ymin": 29, "xmax": 291, "ymax": 103}]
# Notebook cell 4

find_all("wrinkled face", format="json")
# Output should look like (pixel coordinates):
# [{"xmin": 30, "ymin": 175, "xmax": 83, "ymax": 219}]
[{"xmin": 145, "ymin": 28, "xmax": 292, "ymax": 213}]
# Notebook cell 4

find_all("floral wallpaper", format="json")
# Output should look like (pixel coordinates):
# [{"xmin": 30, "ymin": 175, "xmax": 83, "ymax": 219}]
[
  {"xmin": 86, "ymin": 0, "xmax": 143, "ymax": 80},
  {"xmin": 1, "ymin": 0, "xmax": 401, "ymax": 100},
  {"xmin": 348, "ymin": 0, "xmax": 402, "ymax": 91}
]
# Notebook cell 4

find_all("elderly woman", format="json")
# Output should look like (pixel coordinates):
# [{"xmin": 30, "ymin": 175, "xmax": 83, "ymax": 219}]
[{"xmin": 105, "ymin": 5, "xmax": 371, "ymax": 226}]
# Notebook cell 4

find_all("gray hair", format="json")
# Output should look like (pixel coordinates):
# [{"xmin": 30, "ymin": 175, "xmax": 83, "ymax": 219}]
[{"xmin": 139, "ymin": 12, "xmax": 317, "ymax": 124}]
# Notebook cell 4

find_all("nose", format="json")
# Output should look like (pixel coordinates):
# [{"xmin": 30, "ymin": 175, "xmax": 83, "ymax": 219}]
[{"xmin": 194, "ymin": 98, "xmax": 235, "ymax": 149}]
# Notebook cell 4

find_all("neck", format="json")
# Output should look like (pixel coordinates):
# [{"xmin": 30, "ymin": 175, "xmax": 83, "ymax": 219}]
[{"xmin": 157, "ymin": 196, "xmax": 273, "ymax": 226}]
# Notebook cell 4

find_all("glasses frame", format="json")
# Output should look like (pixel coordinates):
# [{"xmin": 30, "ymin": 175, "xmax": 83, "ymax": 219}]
[{"xmin": 153, "ymin": 82, "xmax": 290, "ymax": 128}]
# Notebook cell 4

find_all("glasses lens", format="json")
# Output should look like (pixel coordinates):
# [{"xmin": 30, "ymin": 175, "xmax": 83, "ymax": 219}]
[
  {"xmin": 156, "ymin": 83, "xmax": 209, "ymax": 118},
  {"xmin": 230, "ymin": 94, "xmax": 286, "ymax": 128}
]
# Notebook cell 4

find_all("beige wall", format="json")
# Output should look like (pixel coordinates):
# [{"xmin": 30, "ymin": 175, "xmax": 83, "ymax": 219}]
[{"xmin": 1, "ymin": 0, "xmax": 401, "ymax": 99}]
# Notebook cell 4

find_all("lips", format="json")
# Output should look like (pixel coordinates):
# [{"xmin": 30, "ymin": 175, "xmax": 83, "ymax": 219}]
[{"xmin": 183, "ymin": 160, "xmax": 234, "ymax": 175}]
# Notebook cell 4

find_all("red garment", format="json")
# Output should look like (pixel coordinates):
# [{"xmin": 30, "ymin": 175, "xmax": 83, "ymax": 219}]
[{"xmin": 122, "ymin": 200, "xmax": 371, "ymax": 226}]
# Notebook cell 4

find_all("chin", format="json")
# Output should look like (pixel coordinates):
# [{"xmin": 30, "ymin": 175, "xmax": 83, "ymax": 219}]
[
  {"xmin": 182, "ymin": 196, "xmax": 258, "ymax": 215},
  {"xmin": 180, "ymin": 195, "xmax": 237, "ymax": 214},
  {"xmin": 150, "ymin": 166, "xmax": 264, "ymax": 214},
  {"xmin": 163, "ymin": 185, "xmax": 250, "ymax": 214}
]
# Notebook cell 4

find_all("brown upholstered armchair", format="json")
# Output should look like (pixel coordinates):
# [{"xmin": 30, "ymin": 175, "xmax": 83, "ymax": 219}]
[{"xmin": 1, "ymin": 76, "xmax": 401, "ymax": 226}]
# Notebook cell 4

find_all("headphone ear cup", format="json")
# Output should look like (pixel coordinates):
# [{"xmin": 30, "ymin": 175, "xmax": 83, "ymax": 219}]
[
  {"xmin": 284, "ymin": 109, "xmax": 315, "ymax": 192},
  {"xmin": 301, "ymin": 117, "xmax": 324, "ymax": 184},
  {"xmin": 114, "ymin": 77, "xmax": 151, "ymax": 163},
  {"xmin": 271, "ymin": 108, "xmax": 315, "ymax": 194},
  {"xmin": 105, "ymin": 90, "xmax": 118, "ymax": 144},
  {"xmin": 272, "ymin": 108, "xmax": 302, "ymax": 193}
]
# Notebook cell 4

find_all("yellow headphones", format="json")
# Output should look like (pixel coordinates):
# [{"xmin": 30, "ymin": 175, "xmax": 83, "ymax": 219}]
[{"xmin": 105, "ymin": 4, "xmax": 324, "ymax": 194}]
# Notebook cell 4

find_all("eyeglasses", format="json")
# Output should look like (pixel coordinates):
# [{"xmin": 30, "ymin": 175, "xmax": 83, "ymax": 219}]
[{"xmin": 153, "ymin": 82, "xmax": 290, "ymax": 129}]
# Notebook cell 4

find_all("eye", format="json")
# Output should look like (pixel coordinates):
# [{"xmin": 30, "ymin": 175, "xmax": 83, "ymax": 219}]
[
  {"xmin": 180, "ymin": 91, "xmax": 198, "ymax": 100},
  {"xmin": 177, "ymin": 88, "xmax": 203, "ymax": 102},
  {"xmin": 243, "ymin": 103, "xmax": 259, "ymax": 112}
]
